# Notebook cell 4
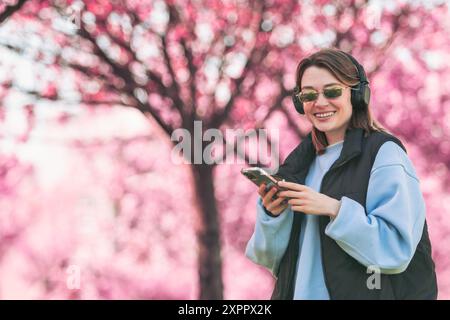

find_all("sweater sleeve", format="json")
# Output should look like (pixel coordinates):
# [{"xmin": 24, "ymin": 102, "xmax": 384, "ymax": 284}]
[
  {"xmin": 245, "ymin": 196, "xmax": 294, "ymax": 277},
  {"xmin": 325, "ymin": 141, "xmax": 426, "ymax": 274}
]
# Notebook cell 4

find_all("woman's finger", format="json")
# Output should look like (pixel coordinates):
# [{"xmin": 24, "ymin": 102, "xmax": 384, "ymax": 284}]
[
  {"xmin": 288, "ymin": 198, "xmax": 305, "ymax": 206},
  {"xmin": 278, "ymin": 190, "xmax": 304, "ymax": 199},
  {"xmin": 262, "ymin": 187, "xmax": 277, "ymax": 206},
  {"xmin": 269, "ymin": 195, "xmax": 286, "ymax": 208},
  {"xmin": 291, "ymin": 205, "xmax": 306, "ymax": 212},
  {"xmin": 278, "ymin": 181, "xmax": 307, "ymax": 192},
  {"xmin": 258, "ymin": 183, "xmax": 267, "ymax": 197},
  {"xmin": 272, "ymin": 200, "xmax": 290, "ymax": 214}
]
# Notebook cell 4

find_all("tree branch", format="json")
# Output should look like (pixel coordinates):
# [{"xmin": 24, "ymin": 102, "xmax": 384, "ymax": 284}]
[
  {"xmin": 0, "ymin": 0, "xmax": 28, "ymax": 24},
  {"xmin": 76, "ymin": 21, "xmax": 174, "ymax": 136},
  {"xmin": 209, "ymin": 2, "xmax": 267, "ymax": 129},
  {"xmin": 11, "ymin": 85, "xmax": 122, "ymax": 105},
  {"xmin": 180, "ymin": 38, "xmax": 198, "ymax": 116},
  {"xmin": 77, "ymin": 24, "xmax": 137, "ymax": 91},
  {"xmin": 159, "ymin": 34, "xmax": 188, "ymax": 118},
  {"xmin": 101, "ymin": 25, "xmax": 186, "ymax": 118}
]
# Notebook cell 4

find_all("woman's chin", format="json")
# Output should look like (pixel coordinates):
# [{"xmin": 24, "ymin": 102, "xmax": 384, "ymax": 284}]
[{"xmin": 314, "ymin": 122, "xmax": 335, "ymax": 132}]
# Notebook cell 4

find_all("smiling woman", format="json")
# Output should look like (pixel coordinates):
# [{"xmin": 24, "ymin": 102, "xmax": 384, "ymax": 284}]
[
  {"xmin": 245, "ymin": 48, "xmax": 438, "ymax": 300},
  {"xmin": 291, "ymin": 49, "xmax": 385, "ymax": 154},
  {"xmin": 300, "ymin": 67, "xmax": 354, "ymax": 144}
]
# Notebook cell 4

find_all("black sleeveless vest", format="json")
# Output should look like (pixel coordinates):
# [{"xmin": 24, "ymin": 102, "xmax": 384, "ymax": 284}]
[{"xmin": 272, "ymin": 128, "xmax": 437, "ymax": 300}]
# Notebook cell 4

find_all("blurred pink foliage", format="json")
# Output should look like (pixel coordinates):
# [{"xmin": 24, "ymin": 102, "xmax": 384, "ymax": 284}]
[{"xmin": 0, "ymin": 0, "xmax": 449, "ymax": 299}]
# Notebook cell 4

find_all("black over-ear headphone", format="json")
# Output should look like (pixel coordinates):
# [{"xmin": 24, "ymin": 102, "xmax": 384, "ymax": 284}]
[{"xmin": 292, "ymin": 51, "xmax": 371, "ymax": 115}]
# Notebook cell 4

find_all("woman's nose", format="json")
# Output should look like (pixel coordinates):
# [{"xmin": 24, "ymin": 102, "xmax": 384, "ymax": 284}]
[{"xmin": 316, "ymin": 92, "xmax": 329, "ymax": 106}]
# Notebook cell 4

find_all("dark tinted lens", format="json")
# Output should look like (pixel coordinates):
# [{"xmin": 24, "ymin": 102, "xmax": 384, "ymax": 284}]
[
  {"xmin": 323, "ymin": 87, "xmax": 343, "ymax": 99},
  {"xmin": 299, "ymin": 91, "xmax": 318, "ymax": 102}
]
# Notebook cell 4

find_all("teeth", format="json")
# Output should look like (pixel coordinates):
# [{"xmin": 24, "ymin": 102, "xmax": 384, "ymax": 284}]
[{"xmin": 315, "ymin": 112, "xmax": 335, "ymax": 118}]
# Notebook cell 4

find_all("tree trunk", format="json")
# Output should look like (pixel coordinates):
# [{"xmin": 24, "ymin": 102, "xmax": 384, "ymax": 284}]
[{"xmin": 190, "ymin": 163, "xmax": 223, "ymax": 299}]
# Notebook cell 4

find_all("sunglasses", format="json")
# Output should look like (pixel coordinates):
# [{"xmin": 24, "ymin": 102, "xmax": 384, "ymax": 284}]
[{"xmin": 297, "ymin": 86, "xmax": 354, "ymax": 103}]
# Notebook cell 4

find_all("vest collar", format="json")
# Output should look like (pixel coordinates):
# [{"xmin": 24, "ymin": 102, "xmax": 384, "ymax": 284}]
[
  {"xmin": 296, "ymin": 127, "xmax": 364, "ymax": 173},
  {"xmin": 331, "ymin": 127, "xmax": 364, "ymax": 169}
]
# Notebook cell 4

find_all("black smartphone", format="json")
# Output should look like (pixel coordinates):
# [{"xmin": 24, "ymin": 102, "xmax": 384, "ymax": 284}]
[{"xmin": 241, "ymin": 167, "xmax": 286, "ymax": 194}]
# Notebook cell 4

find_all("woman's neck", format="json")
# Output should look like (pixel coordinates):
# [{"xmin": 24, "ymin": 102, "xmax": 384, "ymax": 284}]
[
  {"xmin": 326, "ymin": 131, "xmax": 346, "ymax": 145},
  {"xmin": 324, "ymin": 122, "xmax": 351, "ymax": 145},
  {"xmin": 327, "ymin": 140, "xmax": 344, "ymax": 148}
]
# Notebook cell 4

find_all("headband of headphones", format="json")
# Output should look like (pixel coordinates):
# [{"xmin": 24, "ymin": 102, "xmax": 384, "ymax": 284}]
[{"xmin": 344, "ymin": 52, "xmax": 370, "ymax": 87}]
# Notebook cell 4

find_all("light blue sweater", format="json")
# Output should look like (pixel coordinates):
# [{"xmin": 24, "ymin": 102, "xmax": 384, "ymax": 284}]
[{"xmin": 245, "ymin": 141, "xmax": 426, "ymax": 300}]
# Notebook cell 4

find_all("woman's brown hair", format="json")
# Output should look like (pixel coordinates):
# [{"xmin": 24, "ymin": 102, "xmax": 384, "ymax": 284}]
[{"xmin": 295, "ymin": 48, "xmax": 388, "ymax": 154}]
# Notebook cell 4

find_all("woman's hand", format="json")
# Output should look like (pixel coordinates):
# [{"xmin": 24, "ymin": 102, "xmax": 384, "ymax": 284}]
[
  {"xmin": 258, "ymin": 184, "xmax": 288, "ymax": 216},
  {"xmin": 277, "ymin": 181, "xmax": 341, "ymax": 218}
]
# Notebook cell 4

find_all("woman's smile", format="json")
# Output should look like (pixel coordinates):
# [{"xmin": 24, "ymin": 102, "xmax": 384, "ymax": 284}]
[{"xmin": 314, "ymin": 111, "xmax": 337, "ymax": 120}]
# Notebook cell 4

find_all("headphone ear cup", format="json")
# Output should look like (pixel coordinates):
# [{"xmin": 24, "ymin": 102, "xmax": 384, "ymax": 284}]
[
  {"xmin": 351, "ymin": 82, "xmax": 370, "ymax": 110},
  {"xmin": 350, "ymin": 84, "xmax": 361, "ymax": 110},
  {"xmin": 362, "ymin": 84, "xmax": 371, "ymax": 107},
  {"xmin": 292, "ymin": 87, "xmax": 305, "ymax": 114}
]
